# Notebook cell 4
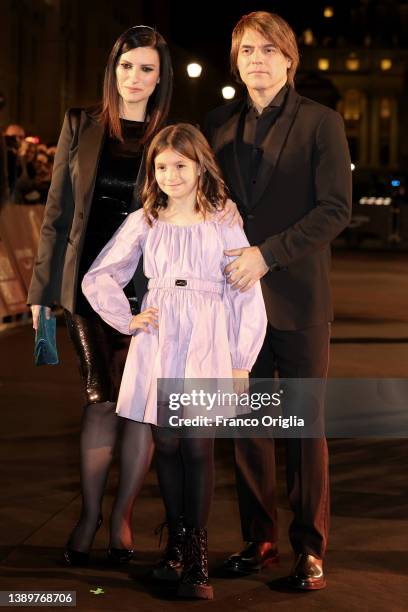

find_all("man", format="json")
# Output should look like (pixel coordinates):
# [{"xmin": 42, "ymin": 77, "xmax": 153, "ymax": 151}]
[
  {"xmin": 204, "ymin": 12, "xmax": 351, "ymax": 590},
  {"xmin": 0, "ymin": 133, "xmax": 8, "ymax": 206},
  {"xmin": 4, "ymin": 123, "xmax": 26, "ymax": 144},
  {"xmin": 3, "ymin": 124, "xmax": 26, "ymax": 194}
]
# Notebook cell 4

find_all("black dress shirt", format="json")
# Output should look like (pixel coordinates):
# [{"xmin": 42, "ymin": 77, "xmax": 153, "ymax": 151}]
[
  {"xmin": 237, "ymin": 83, "xmax": 288, "ymax": 270},
  {"xmin": 237, "ymin": 83, "xmax": 288, "ymax": 202}
]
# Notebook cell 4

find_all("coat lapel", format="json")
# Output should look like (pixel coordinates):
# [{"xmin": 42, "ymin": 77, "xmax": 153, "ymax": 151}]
[
  {"xmin": 250, "ymin": 87, "xmax": 301, "ymax": 209},
  {"xmin": 78, "ymin": 112, "xmax": 105, "ymax": 215},
  {"xmin": 213, "ymin": 99, "xmax": 249, "ymax": 209}
]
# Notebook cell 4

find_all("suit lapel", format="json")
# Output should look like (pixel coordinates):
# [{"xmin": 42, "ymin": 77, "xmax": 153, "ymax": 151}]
[
  {"xmin": 250, "ymin": 87, "xmax": 301, "ymax": 209},
  {"xmin": 78, "ymin": 112, "xmax": 105, "ymax": 215},
  {"xmin": 213, "ymin": 99, "xmax": 249, "ymax": 208}
]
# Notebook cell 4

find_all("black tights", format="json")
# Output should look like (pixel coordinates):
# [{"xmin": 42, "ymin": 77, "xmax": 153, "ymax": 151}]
[
  {"xmin": 68, "ymin": 402, "xmax": 153, "ymax": 551},
  {"xmin": 152, "ymin": 427, "xmax": 214, "ymax": 529}
]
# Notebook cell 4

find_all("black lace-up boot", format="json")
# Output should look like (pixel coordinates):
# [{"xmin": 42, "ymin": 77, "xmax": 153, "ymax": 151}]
[
  {"xmin": 177, "ymin": 527, "xmax": 213, "ymax": 600},
  {"xmin": 152, "ymin": 518, "xmax": 186, "ymax": 581}
]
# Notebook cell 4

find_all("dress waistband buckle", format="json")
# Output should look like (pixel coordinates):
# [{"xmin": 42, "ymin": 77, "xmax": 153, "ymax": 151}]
[{"xmin": 175, "ymin": 279, "xmax": 187, "ymax": 286}]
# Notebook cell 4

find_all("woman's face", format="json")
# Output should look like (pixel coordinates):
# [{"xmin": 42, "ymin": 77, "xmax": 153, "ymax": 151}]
[{"xmin": 116, "ymin": 46, "xmax": 160, "ymax": 107}]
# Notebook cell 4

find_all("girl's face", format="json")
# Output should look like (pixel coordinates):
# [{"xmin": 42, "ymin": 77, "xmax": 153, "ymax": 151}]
[
  {"xmin": 154, "ymin": 148, "xmax": 200, "ymax": 201},
  {"xmin": 116, "ymin": 46, "xmax": 160, "ymax": 106}
]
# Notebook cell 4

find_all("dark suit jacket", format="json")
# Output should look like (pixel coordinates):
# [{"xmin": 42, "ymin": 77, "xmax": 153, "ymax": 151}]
[
  {"xmin": 27, "ymin": 107, "xmax": 147, "ymax": 312},
  {"xmin": 204, "ymin": 86, "xmax": 352, "ymax": 330}
]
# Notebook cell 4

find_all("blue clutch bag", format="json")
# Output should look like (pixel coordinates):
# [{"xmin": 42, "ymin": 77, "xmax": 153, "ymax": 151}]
[{"xmin": 34, "ymin": 306, "xmax": 59, "ymax": 366}]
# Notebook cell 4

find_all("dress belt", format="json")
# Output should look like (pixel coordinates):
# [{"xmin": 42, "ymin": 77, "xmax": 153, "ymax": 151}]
[{"xmin": 147, "ymin": 277, "xmax": 224, "ymax": 296}]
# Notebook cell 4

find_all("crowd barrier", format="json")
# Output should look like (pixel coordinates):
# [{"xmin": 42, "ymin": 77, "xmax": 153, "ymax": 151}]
[
  {"xmin": 341, "ymin": 202, "xmax": 408, "ymax": 249},
  {"xmin": 0, "ymin": 203, "xmax": 44, "ymax": 318}
]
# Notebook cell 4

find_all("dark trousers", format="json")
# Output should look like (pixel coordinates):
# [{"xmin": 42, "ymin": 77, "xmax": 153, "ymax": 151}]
[{"xmin": 234, "ymin": 323, "xmax": 330, "ymax": 559}]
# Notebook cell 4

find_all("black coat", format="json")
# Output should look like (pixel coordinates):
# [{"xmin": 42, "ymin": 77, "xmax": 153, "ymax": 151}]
[
  {"xmin": 204, "ymin": 86, "xmax": 352, "ymax": 330},
  {"xmin": 27, "ymin": 107, "xmax": 146, "ymax": 311}
]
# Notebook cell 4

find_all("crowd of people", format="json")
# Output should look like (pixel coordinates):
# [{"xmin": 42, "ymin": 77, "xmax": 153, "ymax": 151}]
[{"xmin": 1, "ymin": 123, "xmax": 55, "ymax": 205}]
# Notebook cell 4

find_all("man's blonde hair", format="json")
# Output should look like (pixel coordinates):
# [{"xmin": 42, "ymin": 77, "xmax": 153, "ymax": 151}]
[{"xmin": 230, "ymin": 11, "xmax": 300, "ymax": 86}]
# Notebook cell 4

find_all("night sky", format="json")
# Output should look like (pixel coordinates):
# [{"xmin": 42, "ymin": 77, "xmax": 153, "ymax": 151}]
[{"xmin": 139, "ymin": 0, "xmax": 408, "ymax": 116}]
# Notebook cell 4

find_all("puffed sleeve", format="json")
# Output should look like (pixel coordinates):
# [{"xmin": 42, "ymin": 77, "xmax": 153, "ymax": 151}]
[
  {"xmin": 82, "ymin": 209, "xmax": 148, "ymax": 335},
  {"xmin": 220, "ymin": 223, "xmax": 267, "ymax": 371}
]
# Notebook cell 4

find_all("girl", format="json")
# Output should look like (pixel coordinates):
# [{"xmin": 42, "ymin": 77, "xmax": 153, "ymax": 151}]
[{"xmin": 82, "ymin": 123, "xmax": 267, "ymax": 599}]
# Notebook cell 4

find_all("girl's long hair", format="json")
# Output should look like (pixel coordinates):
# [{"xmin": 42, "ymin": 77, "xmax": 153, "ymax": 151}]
[
  {"xmin": 142, "ymin": 123, "xmax": 228, "ymax": 225},
  {"xmin": 99, "ymin": 25, "xmax": 173, "ymax": 144}
]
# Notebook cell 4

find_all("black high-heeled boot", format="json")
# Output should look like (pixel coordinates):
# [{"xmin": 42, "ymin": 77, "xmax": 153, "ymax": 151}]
[
  {"xmin": 177, "ymin": 527, "xmax": 213, "ymax": 600},
  {"xmin": 152, "ymin": 518, "xmax": 185, "ymax": 582},
  {"xmin": 63, "ymin": 514, "xmax": 103, "ymax": 566}
]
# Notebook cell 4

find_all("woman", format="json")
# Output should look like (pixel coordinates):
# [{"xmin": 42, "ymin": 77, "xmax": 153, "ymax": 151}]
[
  {"xmin": 29, "ymin": 25, "xmax": 172, "ymax": 565},
  {"xmin": 28, "ymin": 26, "xmax": 239, "ymax": 566}
]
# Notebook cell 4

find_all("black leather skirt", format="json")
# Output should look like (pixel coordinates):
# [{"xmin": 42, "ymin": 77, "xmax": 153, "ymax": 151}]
[{"xmin": 64, "ymin": 310, "xmax": 132, "ymax": 405}]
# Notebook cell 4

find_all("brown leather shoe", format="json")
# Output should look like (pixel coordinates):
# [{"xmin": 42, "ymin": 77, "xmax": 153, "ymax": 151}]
[
  {"xmin": 224, "ymin": 541, "xmax": 279, "ymax": 574},
  {"xmin": 287, "ymin": 554, "xmax": 326, "ymax": 590}
]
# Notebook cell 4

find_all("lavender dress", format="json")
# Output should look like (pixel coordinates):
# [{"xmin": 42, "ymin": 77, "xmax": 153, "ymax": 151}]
[{"xmin": 82, "ymin": 209, "xmax": 267, "ymax": 424}]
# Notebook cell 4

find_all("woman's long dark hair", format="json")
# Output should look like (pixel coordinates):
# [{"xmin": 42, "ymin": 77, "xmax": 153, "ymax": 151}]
[{"xmin": 100, "ymin": 25, "xmax": 173, "ymax": 144}]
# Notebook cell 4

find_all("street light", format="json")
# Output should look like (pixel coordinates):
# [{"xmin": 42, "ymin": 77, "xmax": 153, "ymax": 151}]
[
  {"xmin": 318, "ymin": 58, "xmax": 330, "ymax": 71},
  {"xmin": 381, "ymin": 58, "xmax": 392, "ymax": 71},
  {"xmin": 187, "ymin": 63, "xmax": 202, "ymax": 78},
  {"xmin": 222, "ymin": 86, "xmax": 235, "ymax": 100}
]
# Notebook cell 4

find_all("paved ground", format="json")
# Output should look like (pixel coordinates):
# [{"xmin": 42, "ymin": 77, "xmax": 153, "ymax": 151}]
[{"xmin": 0, "ymin": 250, "xmax": 407, "ymax": 611}]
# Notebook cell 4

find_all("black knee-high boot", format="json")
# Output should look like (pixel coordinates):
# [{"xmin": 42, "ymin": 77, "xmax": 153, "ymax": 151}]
[
  {"xmin": 177, "ymin": 438, "xmax": 214, "ymax": 599},
  {"xmin": 151, "ymin": 427, "xmax": 185, "ymax": 579}
]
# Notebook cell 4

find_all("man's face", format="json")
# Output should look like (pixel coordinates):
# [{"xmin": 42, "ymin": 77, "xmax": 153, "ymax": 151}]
[
  {"xmin": 5, "ymin": 124, "xmax": 25, "ymax": 146},
  {"xmin": 236, "ymin": 28, "xmax": 290, "ymax": 94}
]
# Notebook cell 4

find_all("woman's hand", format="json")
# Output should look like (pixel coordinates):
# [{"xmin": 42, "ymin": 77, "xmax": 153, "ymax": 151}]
[
  {"xmin": 129, "ymin": 307, "xmax": 159, "ymax": 334},
  {"xmin": 218, "ymin": 198, "xmax": 244, "ymax": 228},
  {"xmin": 31, "ymin": 305, "xmax": 51, "ymax": 331},
  {"xmin": 232, "ymin": 368, "xmax": 249, "ymax": 395}
]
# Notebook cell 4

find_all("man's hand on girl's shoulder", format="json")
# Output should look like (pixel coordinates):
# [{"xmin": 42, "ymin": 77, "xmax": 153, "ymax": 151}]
[{"xmin": 218, "ymin": 198, "xmax": 244, "ymax": 228}]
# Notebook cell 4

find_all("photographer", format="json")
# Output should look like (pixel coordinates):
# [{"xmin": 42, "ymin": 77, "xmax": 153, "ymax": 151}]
[
  {"xmin": 3, "ymin": 124, "xmax": 25, "ymax": 194},
  {"xmin": 3, "ymin": 125, "xmax": 46, "ymax": 204},
  {"xmin": 0, "ymin": 133, "xmax": 8, "ymax": 207}
]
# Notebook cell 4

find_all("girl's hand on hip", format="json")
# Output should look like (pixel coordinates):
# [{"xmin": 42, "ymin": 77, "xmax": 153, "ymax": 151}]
[
  {"xmin": 31, "ymin": 305, "xmax": 51, "ymax": 331},
  {"xmin": 218, "ymin": 198, "xmax": 244, "ymax": 228},
  {"xmin": 129, "ymin": 307, "xmax": 159, "ymax": 334}
]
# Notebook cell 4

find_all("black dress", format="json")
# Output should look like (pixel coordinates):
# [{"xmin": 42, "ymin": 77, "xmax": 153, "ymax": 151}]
[{"xmin": 65, "ymin": 119, "xmax": 145, "ymax": 405}]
